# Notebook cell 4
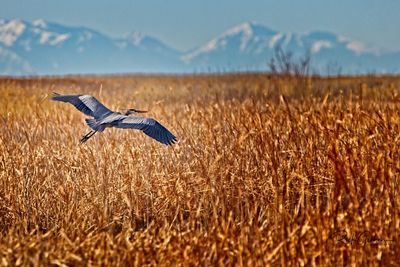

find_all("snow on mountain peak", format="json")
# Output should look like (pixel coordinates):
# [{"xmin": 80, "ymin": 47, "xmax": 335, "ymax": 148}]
[
  {"xmin": 181, "ymin": 39, "xmax": 218, "ymax": 63},
  {"xmin": 0, "ymin": 19, "xmax": 73, "ymax": 48},
  {"xmin": 346, "ymin": 40, "xmax": 381, "ymax": 55},
  {"xmin": 32, "ymin": 19, "xmax": 47, "ymax": 28},
  {"xmin": 0, "ymin": 19, "xmax": 397, "ymax": 75},
  {"xmin": 225, "ymin": 22, "xmax": 254, "ymax": 37},
  {"xmin": 346, "ymin": 41, "xmax": 366, "ymax": 54},
  {"xmin": 31, "ymin": 21, "xmax": 71, "ymax": 46},
  {"xmin": 126, "ymin": 31, "xmax": 145, "ymax": 45},
  {"xmin": 183, "ymin": 22, "xmax": 285, "ymax": 62},
  {"xmin": 39, "ymin": 31, "xmax": 70, "ymax": 45},
  {"xmin": 269, "ymin": 33, "xmax": 283, "ymax": 48},
  {"xmin": 0, "ymin": 19, "xmax": 26, "ymax": 46},
  {"xmin": 337, "ymin": 35, "xmax": 381, "ymax": 55},
  {"xmin": 311, "ymin": 40, "xmax": 333, "ymax": 54}
]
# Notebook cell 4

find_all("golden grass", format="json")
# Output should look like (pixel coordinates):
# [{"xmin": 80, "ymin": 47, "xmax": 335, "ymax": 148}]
[{"xmin": 0, "ymin": 74, "xmax": 399, "ymax": 266}]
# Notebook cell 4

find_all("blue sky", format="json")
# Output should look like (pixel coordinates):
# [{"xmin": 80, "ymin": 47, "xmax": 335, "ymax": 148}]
[{"xmin": 1, "ymin": 0, "xmax": 399, "ymax": 52}]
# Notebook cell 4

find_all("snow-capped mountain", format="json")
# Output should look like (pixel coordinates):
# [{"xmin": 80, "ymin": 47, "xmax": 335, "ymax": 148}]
[
  {"xmin": 0, "ymin": 19, "xmax": 182, "ymax": 75},
  {"xmin": 182, "ymin": 22, "xmax": 399, "ymax": 74},
  {"xmin": 0, "ymin": 19, "xmax": 399, "ymax": 75}
]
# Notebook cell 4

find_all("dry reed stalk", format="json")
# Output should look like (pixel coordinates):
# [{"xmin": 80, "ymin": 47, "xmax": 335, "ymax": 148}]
[{"xmin": 0, "ymin": 74, "xmax": 399, "ymax": 266}]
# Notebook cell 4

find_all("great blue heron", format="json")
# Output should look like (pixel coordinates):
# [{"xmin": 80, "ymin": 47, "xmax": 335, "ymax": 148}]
[{"xmin": 52, "ymin": 93, "xmax": 177, "ymax": 145}]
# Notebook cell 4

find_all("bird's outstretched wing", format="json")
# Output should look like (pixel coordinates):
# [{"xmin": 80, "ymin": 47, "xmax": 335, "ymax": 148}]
[
  {"xmin": 52, "ymin": 93, "xmax": 112, "ymax": 118},
  {"xmin": 115, "ymin": 116, "xmax": 177, "ymax": 145}
]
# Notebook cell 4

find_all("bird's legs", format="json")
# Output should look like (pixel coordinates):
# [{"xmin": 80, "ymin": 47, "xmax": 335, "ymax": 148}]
[
  {"xmin": 80, "ymin": 130, "xmax": 97, "ymax": 144},
  {"xmin": 80, "ymin": 130, "xmax": 92, "ymax": 144}
]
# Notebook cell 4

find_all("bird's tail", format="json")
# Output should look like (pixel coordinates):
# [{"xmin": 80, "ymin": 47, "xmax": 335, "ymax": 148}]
[{"xmin": 85, "ymin": 119, "xmax": 99, "ymax": 131}]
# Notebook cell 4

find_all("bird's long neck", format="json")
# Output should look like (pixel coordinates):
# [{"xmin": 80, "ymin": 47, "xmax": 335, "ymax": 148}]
[{"xmin": 125, "ymin": 109, "xmax": 147, "ymax": 115}]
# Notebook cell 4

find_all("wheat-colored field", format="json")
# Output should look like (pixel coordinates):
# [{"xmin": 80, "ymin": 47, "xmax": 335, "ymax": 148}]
[{"xmin": 0, "ymin": 74, "xmax": 399, "ymax": 266}]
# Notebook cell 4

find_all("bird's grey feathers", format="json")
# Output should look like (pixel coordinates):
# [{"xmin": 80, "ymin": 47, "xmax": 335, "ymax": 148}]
[
  {"xmin": 52, "ymin": 93, "xmax": 112, "ymax": 118},
  {"xmin": 85, "ymin": 118, "xmax": 106, "ymax": 132},
  {"xmin": 52, "ymin": 93, "xmax": 177, "ymax": 145},
  {"xmin": 115, "ymin": 116, "xmax": 177, "ymax": 145}
]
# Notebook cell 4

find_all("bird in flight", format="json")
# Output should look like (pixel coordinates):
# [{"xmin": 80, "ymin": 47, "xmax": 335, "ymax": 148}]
[{"xmin": 52, "ymin": 93, "xmax": 177, "ymax": 145}]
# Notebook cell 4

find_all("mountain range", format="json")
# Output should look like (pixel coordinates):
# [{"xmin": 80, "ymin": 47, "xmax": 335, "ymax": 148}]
[{"xmin": 0, "ymin": 19, "xmax": 399, "ymax": 76}]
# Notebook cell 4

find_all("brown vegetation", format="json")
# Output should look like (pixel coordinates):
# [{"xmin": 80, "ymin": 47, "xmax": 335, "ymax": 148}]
[{"xmin": 0, "ymin": 74, "xmax": 399, "ymax": 266}]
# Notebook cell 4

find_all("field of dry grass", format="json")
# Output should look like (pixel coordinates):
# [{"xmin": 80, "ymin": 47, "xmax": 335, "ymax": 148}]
[{"xmin": 0, "ymin": 74, "xmax": 399, "ymax": 266}]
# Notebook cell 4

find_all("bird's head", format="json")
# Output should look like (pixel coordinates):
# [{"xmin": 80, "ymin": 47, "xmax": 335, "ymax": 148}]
[{"xmin": 125, "ymin": 108, "xmax": 148, "ymax": 115}]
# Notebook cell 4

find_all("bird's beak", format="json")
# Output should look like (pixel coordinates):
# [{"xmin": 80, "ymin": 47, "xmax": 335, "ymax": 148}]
[{"xmin": 131, "ymin": 109, "xmax": 147, "ymax": 113}]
